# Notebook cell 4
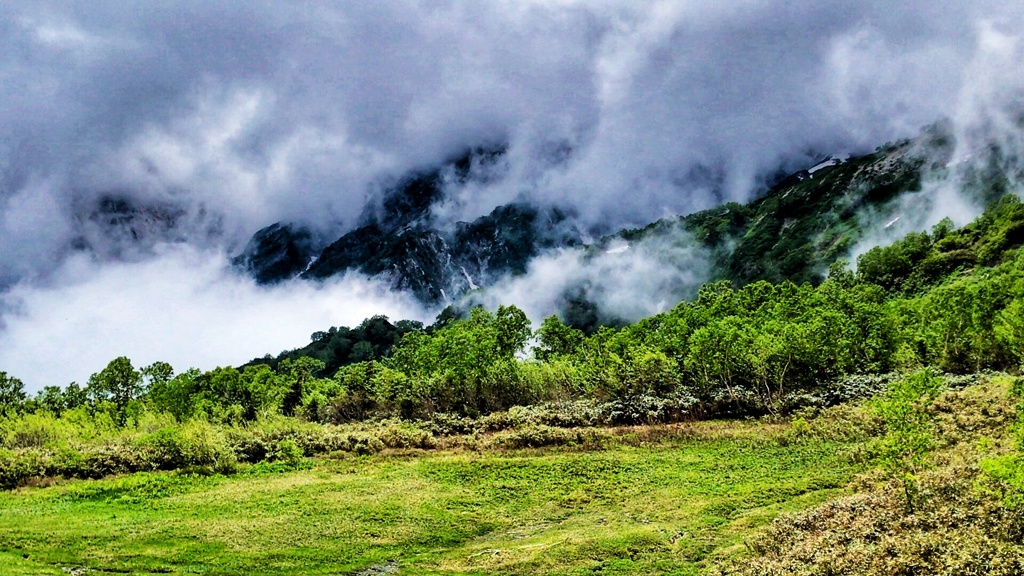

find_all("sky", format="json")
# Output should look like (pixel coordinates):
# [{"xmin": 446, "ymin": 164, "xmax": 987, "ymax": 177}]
[{"xmin": 1, "ymin": 1, "xmax": 1023, "ymax": 390}]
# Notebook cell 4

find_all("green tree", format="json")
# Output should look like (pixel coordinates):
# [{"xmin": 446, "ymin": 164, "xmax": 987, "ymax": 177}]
[
  {"xmin": 619, "ymin": 346, "xmax": 678, "ymax": 400},
  {"xmin": 203, "ymin": 366, "xmax": 248, "ymax": 422},
  {"xmin": 280, "ymin": 357, "xmax": 327, "ymax": 416},
  {"xmin": 494, "ymin": 305, "xmax": 531, "ymax": 358},
  {"xmin": 996, "ymin": 298, "xmax": 1024, "ymax": 367},
  {"xmin": 63, "ymin": 382, "xmax": 88, "ymax": 411},
  {"xmin": 242, "ymin": 364, "xmax": 288, "ymax": 418},
  {"xmin": 86, "ymin": 357, "xmax": 143, "ymax": 423},
  {"xmin": 746, "ymin": 321, "xmax": 795, "ymax": 412},
  {"xmin": 0, "ymin": 371, "xmax": 26, "ymax": 415},
  {"xmin": 142, "ymin": 361, "xmax": 174, "ymax": 389},
  {"xmin": 148, "ymin": 368, "xmax": 200, "ymax": 421},
  {"xmin": 827, "ymin": 259, "xmax": 856, "ymax": 287},
  {"xmin": 350, "ymin": 340, "xmax": 375, "ymax": 363},
  {"xmin": 329, "ymin": 361, "xmax": 381, "ymax": 422},
  {"xmin": 684, "ymin": 316, "xmax": 751, "ymax": 410},
  {"xmin": 535, "ymin": 315, "xmax": 584, "ymax": 361},
  {"xmin": 35, "ymin": 385, "xmax": 66, "ymax": 416}
]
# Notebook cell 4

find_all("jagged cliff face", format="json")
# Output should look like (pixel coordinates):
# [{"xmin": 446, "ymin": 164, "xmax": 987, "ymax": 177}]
[
  {"xmin": 236, "ymin": 149, "xmax": 583, "ymax": 305},
  {"xmin": 302, "ymin": 202, "xmax": 581, "ymax": 304},
  {"xmin": 63, "ymin": 196, "xmax": 223, "ymax": 267},
  {"xmin": 231, "ymin": 223, "xmax": 319, "ymax": 285}
]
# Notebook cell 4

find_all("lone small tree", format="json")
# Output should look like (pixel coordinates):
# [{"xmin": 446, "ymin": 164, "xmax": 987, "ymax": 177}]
[
  {"xmin": 871, "ymin": 369, "xmax": 943, "ymax": 513},
  {"xmin": 535, "ymin": 315, "xmax": 584, "ymax": 361},
  {"xmin": 494, "ymin": 305, "xmax": 532, "ymax": 359}
]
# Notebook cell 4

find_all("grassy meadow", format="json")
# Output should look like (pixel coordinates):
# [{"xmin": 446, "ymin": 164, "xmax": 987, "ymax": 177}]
[
  {"xmin": 0, "ymin": 421, "xmax": 858, "ymax": 575},
  {"xmin": 2, "ymin": 375, "xmax": 1022, "ymax": 575}
]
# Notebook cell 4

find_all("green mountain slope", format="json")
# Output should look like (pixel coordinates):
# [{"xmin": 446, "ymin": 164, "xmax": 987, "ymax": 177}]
[{"xmin": 612, "ymin": 131, "xmax": 952, "ymax": 287}]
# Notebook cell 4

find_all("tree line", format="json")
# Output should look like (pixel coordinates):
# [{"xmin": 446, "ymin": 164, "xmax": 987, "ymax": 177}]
[{"xmin": 3, "ymin": 195, "xmax": 1024, "ymax": 426}]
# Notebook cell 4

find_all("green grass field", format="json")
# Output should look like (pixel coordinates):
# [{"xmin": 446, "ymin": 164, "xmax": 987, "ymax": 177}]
[{"xmin": 0, "ymin": 422, "xmax": 859, "ymax": 576}]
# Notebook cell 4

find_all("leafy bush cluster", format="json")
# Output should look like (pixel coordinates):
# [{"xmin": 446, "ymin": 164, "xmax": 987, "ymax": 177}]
[
  {"xmin": 0, "ymin": 403, "xmax": 634, "ymax": 488},
  {"xmin": 244, "ymin": 314, "xmax": 425, "ymax": 378},
  {"xmin": 489, "ymin": 425, "xmax": 608, "ymax": 450},
  {"xmin": 0, "ymin": 419, "xmax": 238, "ymax": 489}
]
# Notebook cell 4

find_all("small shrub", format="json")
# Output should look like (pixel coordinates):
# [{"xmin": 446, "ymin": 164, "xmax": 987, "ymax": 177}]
[
  {"xmin": 137, "ymin": 422, "xmax": 236, "ymax": 473},
  {"xmin": 824, "ymin": 373, "xmax": 896, "ymax": 405},
  {"xmin": 426, "ymin": 412, "xmax": 481, "ymax": 436},
  {"xmin": 802, "ymin": 402, "xmax": 883, "ymax": 443},
  {"xmin": 0, "ymin": 449, "xmax": 42, "ymax": 489},
  {"xmin": 606, "ymin": 393, "xmax": 697, "ymax": 425},
  {"xmin": 372, "ymin": 420, "xmax": 436, "ymax": 450},
  {"xmin": 488, "ymin": 425, "xmax": 607, "ymax": 450},
  {"xmin": 1, "ymin": 412, "xmax": 73, "ymax": 449},
  {"xmin": 139, "ymin": 427, "xmax": 188, "ymax": 469},
  {"xmin": 341, "ymin": 432, "xmax": 384, "ymax": 455},
  {"xmin": 270, "ymin": 439, "xmax": 306, "ymax": 469}
]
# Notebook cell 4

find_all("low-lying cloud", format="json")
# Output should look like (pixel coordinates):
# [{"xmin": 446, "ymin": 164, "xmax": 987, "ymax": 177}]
[
  {"xmin": 0, "ymin": 245, "xmax": 426, "ymax": 390},
  {"xmin": 473, "ymin": 231, "xmax": 711, "ymax": 328}
]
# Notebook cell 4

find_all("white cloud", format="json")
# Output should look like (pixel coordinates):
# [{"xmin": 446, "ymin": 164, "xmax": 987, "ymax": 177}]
[
  {"xmin": 0, "ymin": 245, "xmax": 428, "ymax": 391},
  {"xmin": 849, "ymin": 17, "xmax": 1024, "ymax": 264},
  {"xmin": 474, "ymin": 230, "xmax": 710, "ymax": 327}
]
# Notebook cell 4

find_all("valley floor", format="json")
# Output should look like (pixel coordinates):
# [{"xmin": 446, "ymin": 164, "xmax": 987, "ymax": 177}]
[
  {"xmin": 3, "ymin": 376, "xmax": 1022, "ymax": 575},
  {"xmin": 0, "ymin": 421, "xmax": 855, "ymax": 575}
]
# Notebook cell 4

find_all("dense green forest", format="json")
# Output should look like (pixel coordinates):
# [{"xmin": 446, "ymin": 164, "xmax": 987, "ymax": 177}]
[{"xmin": 3, "ymin": 192, "xmax": 1024, "ymax": 574}]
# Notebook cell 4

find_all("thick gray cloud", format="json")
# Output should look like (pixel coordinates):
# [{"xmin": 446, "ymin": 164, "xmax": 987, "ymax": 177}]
[
  {"xmin": 4, "ymin": 1, "xmax": 1021, "ymax": 261},
  {"xmin": 2, "ymin": 1, "xmax": 1023, "ymax": 389}
]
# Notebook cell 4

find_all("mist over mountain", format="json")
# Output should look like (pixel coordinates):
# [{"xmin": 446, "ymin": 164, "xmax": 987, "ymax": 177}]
[{"xmin": 2, "ymin": 1, "xmax": 1024, "ymax": 390}]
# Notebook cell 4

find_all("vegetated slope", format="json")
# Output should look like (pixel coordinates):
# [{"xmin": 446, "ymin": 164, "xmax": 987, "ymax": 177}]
[
  {"xmin": 724, "ymin": 375, "xmax": 1024, "ymax": 576},
  {"xmin": 240, "ymin": 192, "xmax": 1024, "ymax": 423},
  {"xmin": 4, "ymin": 170, "xmax": 1022, "ymax": 451},
  {"xmin": 10, "ymin": 187, "xmax": 1024, "ymax": 433},
  {"xmin": 250, "ymin": 128, "xmax": 957, "ymax": 366},
  {"xmin": 611, "ymin": 129, "xmax": 953, "ymax": 288}
]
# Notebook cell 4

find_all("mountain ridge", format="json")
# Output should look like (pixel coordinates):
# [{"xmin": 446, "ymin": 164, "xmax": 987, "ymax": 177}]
[{"xmin": 234, "ymin": 124, "xmax": 962, "ymax": 322}]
